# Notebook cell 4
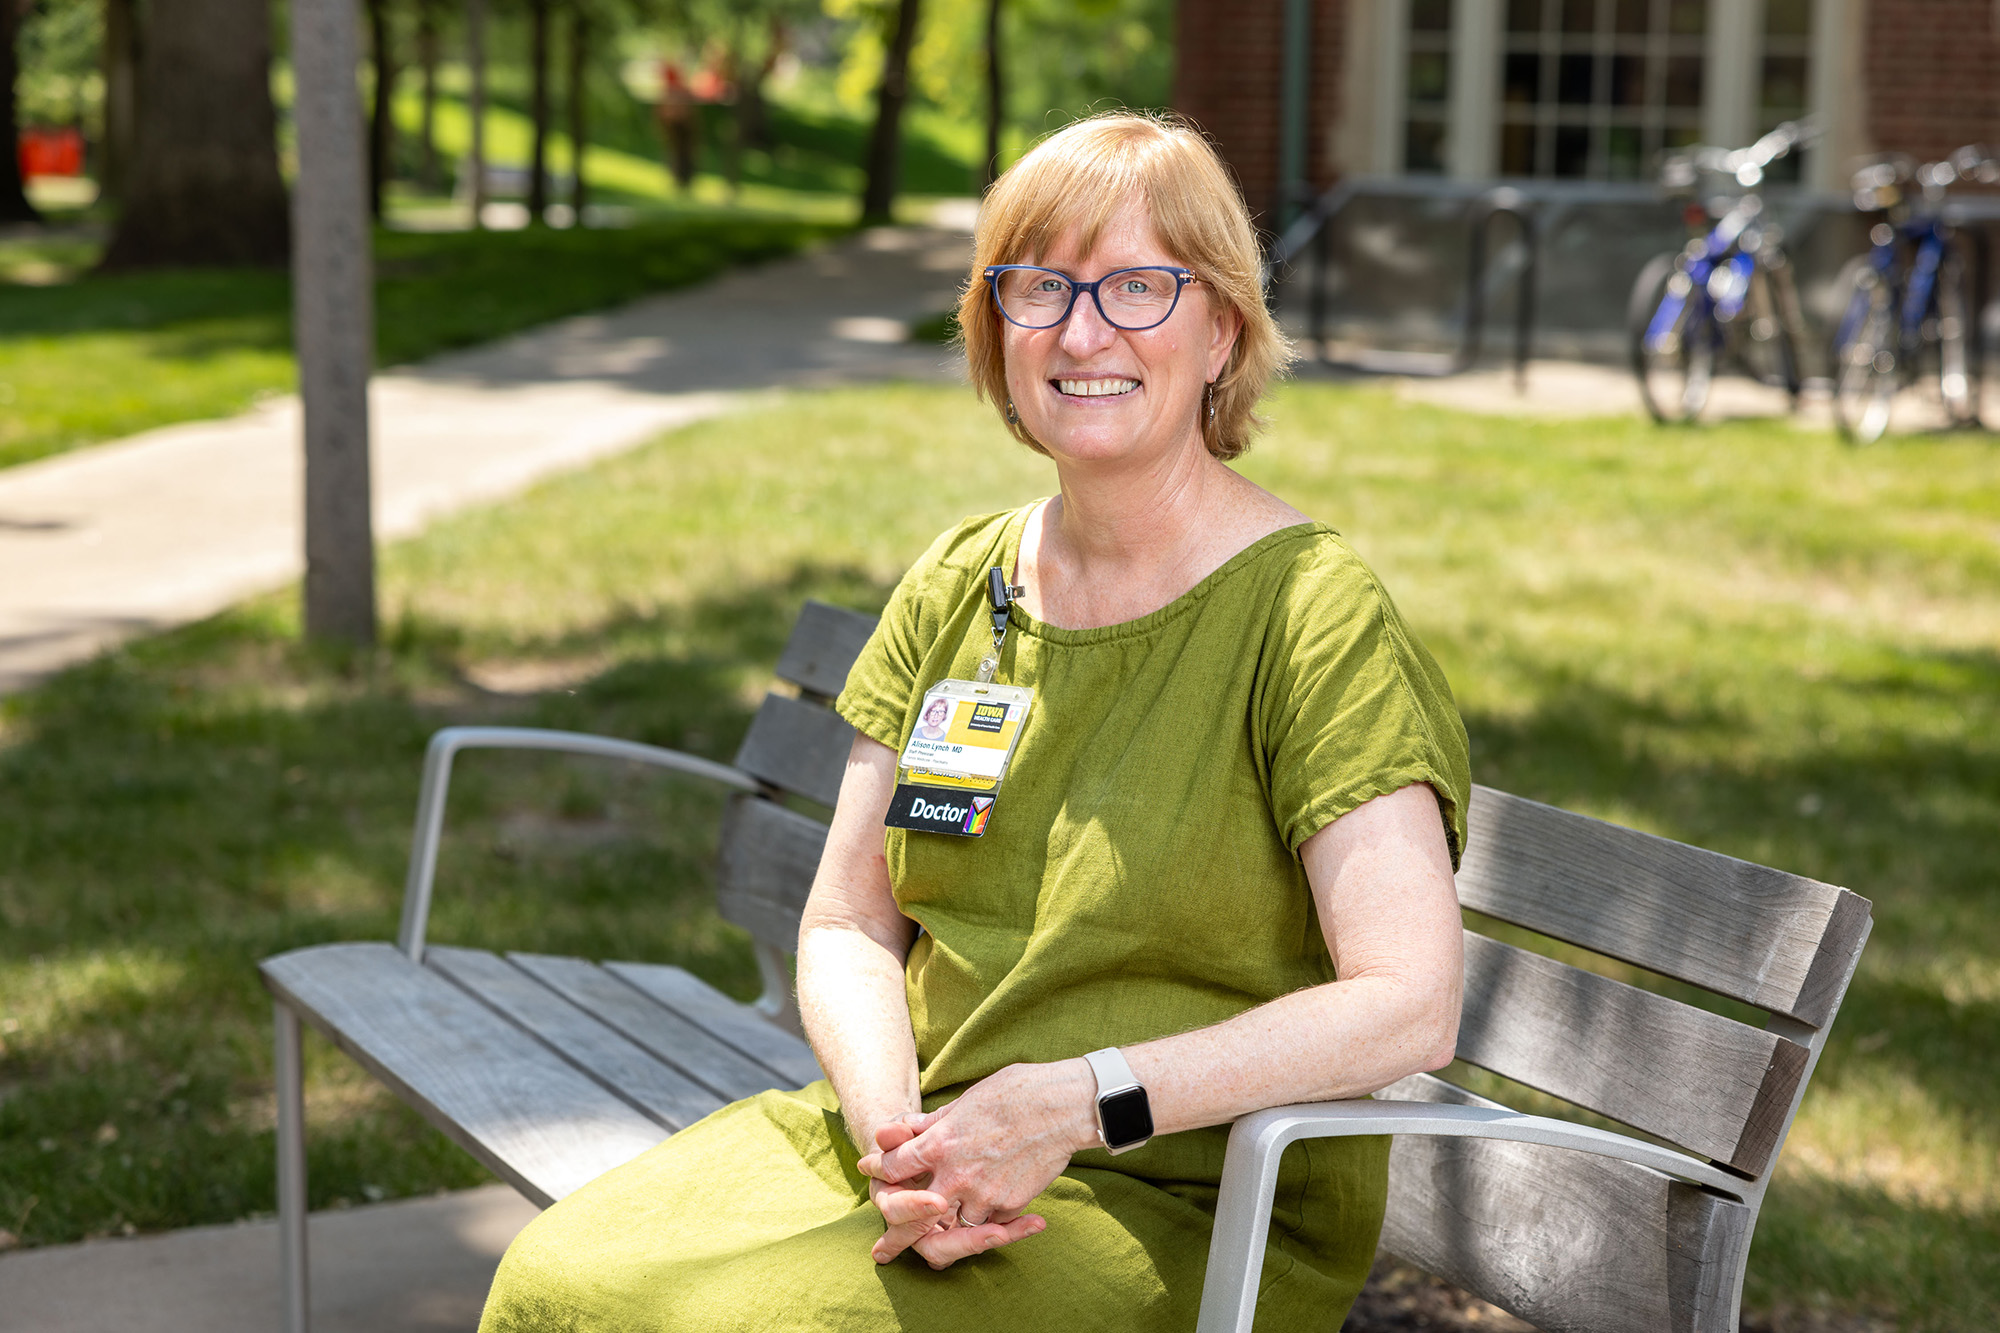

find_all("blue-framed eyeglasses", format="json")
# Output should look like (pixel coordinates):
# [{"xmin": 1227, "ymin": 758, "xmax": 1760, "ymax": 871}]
[{"xmin": 983, "ymin": 264, "xmax": 1198, "ymax": 331}]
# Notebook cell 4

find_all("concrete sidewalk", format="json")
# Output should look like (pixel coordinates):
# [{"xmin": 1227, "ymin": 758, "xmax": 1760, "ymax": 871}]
[
  {"xmin": 0, "ymin": 1185, "xmax": 537, "ymax": 1333},
  {"xmin": 0, "ymin": 224, "xmax": 970, "ymax": 694}
]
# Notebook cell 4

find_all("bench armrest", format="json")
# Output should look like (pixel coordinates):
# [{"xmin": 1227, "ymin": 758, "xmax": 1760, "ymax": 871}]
[
  {"xmin": 398, "ymin": 726, "xmax": 762, "ymax": 961},
  {"xmin": 1193, "ymin": 1097, "xmax": 1748, "ymax": 1333}
]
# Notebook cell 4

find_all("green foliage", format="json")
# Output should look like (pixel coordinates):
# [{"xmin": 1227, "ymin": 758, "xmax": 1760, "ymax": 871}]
[
  {"xmin": 0, "ymin": 213, "xmax": 837, "ymax": 470},
  {"xmin": 16, "ymin": 0, "xmax": 102, "ymax": 130},
  {"xmin": 907, "ymin": 0, "xmax": 1175, "ymax": 141},
  {"xmin": 0, "ymin": 383, "xmax": 1994, "ymax": 1329},
  {"xmin": 907, "ymin": 305, "xmax": 959, "ymax": 342}
]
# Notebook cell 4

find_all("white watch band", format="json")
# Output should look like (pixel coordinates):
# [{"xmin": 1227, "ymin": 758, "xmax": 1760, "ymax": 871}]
[{"xmin": 1084, "ymin": 1046, "xmax": 1140, "ymax": 1097}]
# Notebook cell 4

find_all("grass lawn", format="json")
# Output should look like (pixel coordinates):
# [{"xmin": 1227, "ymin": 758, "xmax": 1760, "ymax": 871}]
[
  {"xmin": 0, "ymin": 213, "xmax": 840, "ymax": 471},
  {"xmin": 0, "ymin": 383, "xmax": 1994, "ymax": 1329}
]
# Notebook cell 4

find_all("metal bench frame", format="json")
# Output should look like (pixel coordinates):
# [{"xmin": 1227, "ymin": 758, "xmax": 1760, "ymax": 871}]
[{"xmin": 263, "ymin": 601, "xmax": 1871, "ymax": 1333}]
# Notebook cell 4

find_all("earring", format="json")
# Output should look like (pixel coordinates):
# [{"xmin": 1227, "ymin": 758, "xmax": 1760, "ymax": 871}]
[
  {"xmin": 1006, "ymin": 400, "xmax": 1019, "ymax": 425},
  {"xmin": 1204, "ymin": 382, "xmax": 1217, "ymax": 427}
]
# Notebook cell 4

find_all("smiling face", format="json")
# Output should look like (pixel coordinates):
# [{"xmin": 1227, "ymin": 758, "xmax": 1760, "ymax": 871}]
[
  {"xmin": 924, "ymin": 699, "xmax": 950, "ymax": 727},
  {"xmin": 1001, "ymin": 198, "xmax": 1241, "ymax": 470}
]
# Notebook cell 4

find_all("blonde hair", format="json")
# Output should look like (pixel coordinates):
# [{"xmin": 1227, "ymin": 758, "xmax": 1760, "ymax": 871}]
[{"xmin": 957, "ymin": 111, "xmax": 1292, "ymax": 462}]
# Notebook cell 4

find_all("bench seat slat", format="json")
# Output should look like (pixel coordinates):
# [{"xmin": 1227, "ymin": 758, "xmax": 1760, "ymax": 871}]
[
  {"xmin": 1455, "ymin": 932, "xmax": 1809, "ymax": 1173},
  {"xmin": 733, "ymin": 693, "xmax": 853, "ymax": 808},
  {"xmin": 606, "ymin": 960, "xmax": 823, "ymax": 1088},
  {"xmin": 425, "ymin": 946, "xmax": 728, "ymax": 1133},
  {"xmin": 775, "ymin": 601, "xmax": 879, "ymax": 701},
  {"xmin": 1458, "ymin": 784, "xmax": 1868, "ymax": 1025},
  {"xmin": 261, "ymin": 943, "xmax": 666, "ymax": 1207},
  {"xmin": 507, "ymin": 953, "xmax": 784, "ymax": 1104},
  {"xmin": 1376, "ymin": 1072, "xmax": 1754, "ymax": 1333}
]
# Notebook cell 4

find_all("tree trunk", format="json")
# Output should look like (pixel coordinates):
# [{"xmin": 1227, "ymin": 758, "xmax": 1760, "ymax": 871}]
[
  {"xmin": 466, "ymin": 0, "xmax": 486, "ymax": 226},
  {"xmin": 1, "ymin": 0, "xmax": 43, "ymax": 222},
  {"xmin": 292, "ymin": 0, "xmax": 378, "ymax": 644},
  {"xmin": 858, "ymin": 0, "xmax": 920, "ymax": 225},
  {"xmin": 100, "ymin": 0, "xmax": 289, "ymax": 268},
  {"xmin": 527, "ymin": 0, "xmax": 548, "ymax": 221},
  {"xmin": 416, "ymin": 0, "xmax": 439, "ymax": 192},
  {"xmin": 982, "ymin": 0, "xmax": 1003, "ymax": 190},
  {"xmin": 100, "ymin": 0, "xmax": 139, "ymax": 205},
  {"xmin": 367, "ymin": 0, "xmax": 394, "ymax": 219},
  {"xmin": 738, "ymin": 18, "xmax": 783, "ymax": 152},
  {"xmin": 722, "ymin": 36, "xmax": 741, "ymax": 202},
  {"xmin": 566, "ymin": 6, "xmax": 585, "ymax": 221}
]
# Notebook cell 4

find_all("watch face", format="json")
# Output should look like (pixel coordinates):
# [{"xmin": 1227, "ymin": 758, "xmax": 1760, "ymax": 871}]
[{"xmin": 1098, "ymin": 1086, "xmax": 1154, "ymax": 1148}]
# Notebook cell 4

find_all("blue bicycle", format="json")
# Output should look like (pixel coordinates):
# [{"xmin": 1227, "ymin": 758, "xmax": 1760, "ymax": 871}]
[
  {"xmin": 1629, "ymin": 121, "xmax": 1814, "ymax": 424},
  {"xmin": 1830, "ymin": 146, "xmax": 1996, "ymax": 443}
]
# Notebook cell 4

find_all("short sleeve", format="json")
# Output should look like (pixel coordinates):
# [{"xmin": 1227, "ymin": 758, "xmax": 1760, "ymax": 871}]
[
  {"xmin": 834, "ymin": 514, "xmax": 1009, "ymax": 753},
  {"xmin": 1260, "ymin": 543, "xmax": 1471, "ymax": 868},
  {"xmin": 835, "ymin": 566, "xmax": 930, "ymax": 752}
]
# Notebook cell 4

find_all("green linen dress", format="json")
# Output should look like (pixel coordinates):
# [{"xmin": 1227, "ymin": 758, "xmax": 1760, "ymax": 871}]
[{"xmin": 479, "ymin": 505, "xmax": 1470, "ymax": 1333}]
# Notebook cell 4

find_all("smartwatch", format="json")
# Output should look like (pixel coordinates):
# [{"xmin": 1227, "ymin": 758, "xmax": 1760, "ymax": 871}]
[{"xmin": 1083, "ymin": 1047, "xmax": 1154, "ymax": 1155}]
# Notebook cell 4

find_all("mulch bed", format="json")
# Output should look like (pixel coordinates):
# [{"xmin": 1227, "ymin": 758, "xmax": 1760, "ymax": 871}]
[{"xmin": 1342, "ymin": 1258, "xmax": 1894, "ymax": 1332}]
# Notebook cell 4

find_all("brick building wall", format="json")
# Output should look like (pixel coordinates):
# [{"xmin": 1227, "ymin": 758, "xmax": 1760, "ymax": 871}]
[
  {"xmin": 1864, "ymin": 0, "xmax": 2000, "ymax": 166},
  {"xmin": 1174, "ymin": 0, "xmax": 2000, "ymax": 201},
  {"xmin": 1172, "ymin": 0, "xmax": 1345, "ymax": 229}
]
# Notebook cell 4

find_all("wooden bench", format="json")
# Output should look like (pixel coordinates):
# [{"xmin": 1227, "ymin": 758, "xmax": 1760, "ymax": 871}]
[{"xmin": 260, "ymin": 599, "xmax": 1870, "ymax": 1333}]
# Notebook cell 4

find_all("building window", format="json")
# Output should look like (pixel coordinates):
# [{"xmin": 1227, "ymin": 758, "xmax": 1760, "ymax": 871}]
[
  {"xmin": 1498, "ymin": 0, "xmax": 1707, "ymax": 179},
  {"xmin": 1758, "ymin": 0, "xmax": 1812, "ymax": 181},
  {"xmin": 1405, "ymin": 0, "xmax": 1454, "ymax": 173}
]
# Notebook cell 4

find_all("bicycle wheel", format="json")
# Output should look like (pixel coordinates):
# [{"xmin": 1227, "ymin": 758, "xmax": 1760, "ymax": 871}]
[
  {"xmin": 1737, "ymin": 264, "xmax": 1802, "ymax": 403},
  {"xmin": 1935, "ymin": 241, "xmax": 1980, "ymax": 426},
  {"xmin": 1830, "ymin": 256, "xmax": 1898, "ymax": 444},
  {"xmin": 1629, "ymin": 252, "xmax": 1714, "ymax": 423}
]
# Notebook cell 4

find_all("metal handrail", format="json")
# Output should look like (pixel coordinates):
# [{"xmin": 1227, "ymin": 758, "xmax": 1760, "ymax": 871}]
[{"xmin": 396, "ymin": 726, "xmax": 761, "ymax": 962}]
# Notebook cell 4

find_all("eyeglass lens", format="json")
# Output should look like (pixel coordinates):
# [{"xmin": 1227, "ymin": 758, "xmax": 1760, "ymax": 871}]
[{"xmin": 995, "ymin": 268, "xmax": 1182, "ymax": 330}]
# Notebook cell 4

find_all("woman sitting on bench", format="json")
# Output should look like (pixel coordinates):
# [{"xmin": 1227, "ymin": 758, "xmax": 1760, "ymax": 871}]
[{"xmin": 480, "ymin": 111, "xmax": 1471, "ymax": 1333}]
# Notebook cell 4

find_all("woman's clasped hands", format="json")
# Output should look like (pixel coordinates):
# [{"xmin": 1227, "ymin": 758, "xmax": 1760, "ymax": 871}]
[{"xmin": 858, "ymin": 1059, "xmax": 1097, "ymax": 1269}]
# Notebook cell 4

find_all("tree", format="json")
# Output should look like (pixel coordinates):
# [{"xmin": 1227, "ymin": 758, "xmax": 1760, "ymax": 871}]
[
  {"xmin": 100, "ymin": 0, "xmax": 288, "ymax": 267},
  {"xmin": 981, "ymin": 0, "xmax": 1001, "ymax": 189},
  {"xmin": 292, "ymin": 0, "xmax": 377, "ymax": 643},
  {"xmin": 99, "ymin": 0, "xmax": 136, "ymax": 203},
  {"xmin": 566, "ymin": 2, "xmax": 586, "ymax": 218},
  {"xmin": 415, "ymin": 0, "xmax": 440, "ymax": 191},
  {"xmin": 527, "ymin": 0, "xmax": 549, "ymax": 221},
  {"xmin": 1, "ymin": 0, "xmax": 42, "ymax": 222},
  {"xmin": 466, "ymin": 0, "xmax": 487, "ymax": 225},
  {"xmin": 367, "ymin": 0, "xmax": 395, "ymax": 219},
  {"xmin": 858, "ymin": 0, "xmax": 919, "ymax": 224}
]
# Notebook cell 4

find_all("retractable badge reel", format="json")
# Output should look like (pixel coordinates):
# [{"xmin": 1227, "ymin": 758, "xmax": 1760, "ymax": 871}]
[{"xmin": 884, "ymin": 568, "xmax": 1035, "ymax": 838}]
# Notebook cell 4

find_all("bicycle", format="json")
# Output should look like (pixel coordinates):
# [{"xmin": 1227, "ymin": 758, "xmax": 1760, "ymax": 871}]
[
  {"xmin": 1628, "ymin": 120, "xmax": 1815, "ymax": 424},
  {"xmin": 1829, "ymin": 145, "xmax": 1997, "ymax": 443}
]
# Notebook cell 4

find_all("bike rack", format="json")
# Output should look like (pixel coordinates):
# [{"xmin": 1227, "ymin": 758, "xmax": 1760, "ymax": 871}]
[
  {"xmin": 1963, "ymin": 225, "xmax": 1991, "ymax": 418},
  {"xmin": 1458, "ymin": 189, "xmax": 1537, "ymax": 389},
  {"xmin": 1279, "ymin": 184, "xmax": 1539, "ymax": 386}
]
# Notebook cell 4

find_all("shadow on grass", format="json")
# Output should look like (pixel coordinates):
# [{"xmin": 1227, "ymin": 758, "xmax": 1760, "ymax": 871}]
[
  {"xmin": 1464, "ymin": 649, "xmax": 1999, "ymax": 1081},
  {"xmin": 1, "ymin": 547, "xmax": 1991, "ymax": 1333},
  {"xmin": 0, "ymin": 563, "xmax": 892, "ymax": 1245}
]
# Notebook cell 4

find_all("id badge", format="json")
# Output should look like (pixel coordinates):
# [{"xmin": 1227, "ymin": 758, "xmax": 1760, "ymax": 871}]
[{"xmin": 885, "ymin": 679, "xmax": 1035, "ymax": 837}]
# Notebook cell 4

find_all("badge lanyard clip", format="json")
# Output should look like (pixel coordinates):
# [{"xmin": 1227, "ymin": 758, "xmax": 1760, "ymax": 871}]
[{"xmin": 976, "ymin": 566, "xmax": 1025, "ymax": 684}]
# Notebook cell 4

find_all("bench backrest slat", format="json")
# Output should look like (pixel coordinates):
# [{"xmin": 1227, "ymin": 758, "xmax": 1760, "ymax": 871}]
[
  {"xmin": 733, "ymin": 694, "xmax": 854, "ymax": 807},
  {"xmin": 775, "ymin": 602, "xmax": 880, "ymax": 701},
  {"xmin": 1374, "ymin": 1071, "xmax": 1755, "ymax": 1333},
  {"xmin": 716, "ymin": 792, "xmax": 829, "ymax": 953},
  {"xmin": 1457, "ymin": 785, "xmax": 1867, "ymax": 1026},
  {"xmin": 1455, "ymin": 932, "xmax": 1808, "ymax": 1174}
]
